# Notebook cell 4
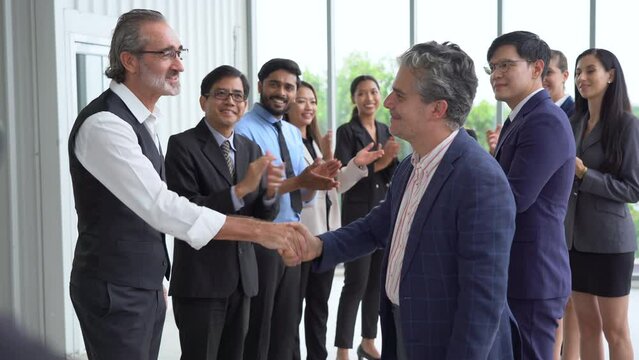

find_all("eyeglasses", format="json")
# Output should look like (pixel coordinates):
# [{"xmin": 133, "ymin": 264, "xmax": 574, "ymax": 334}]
[
  {"xmin": 484, "ymin": 59, "xmax": 531, "ymax": 75},
  {"xmin": 136, "ymin": 47, "xmax": 188, "ymax": 60},
  {"xmin": 204, "ymin": 89, "xmax": 247, "ymax": 102}
]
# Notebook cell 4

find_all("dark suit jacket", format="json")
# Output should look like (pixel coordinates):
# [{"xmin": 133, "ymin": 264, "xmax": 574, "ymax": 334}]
[
  {"xmin": 560, "ymin": 96, "xmax": 575, "ymax": 118},
  {"xmin": 165, "ymin": 119, "xmax": 278, "ymax": 298},
  {"xmin": 335, "ymin": 119, "xmax": 397, "ymax": 225},
  {"xmin": 317, "ymin": 130, "xmax": 519, "ymax": 359},
  {"xmin": 494, "ymin": 89, "xmax": 575, "ymax": 300},
  {"xmin": 565, "ymin": 112, "xmax": 639, "ymax": 253}
]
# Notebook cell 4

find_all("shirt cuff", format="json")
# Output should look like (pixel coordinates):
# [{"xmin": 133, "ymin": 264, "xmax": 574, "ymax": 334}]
[
  {"xmin": 263, "ymin": 190, "xmax": 278, "ymax": 206},
  {"xmin": 230, "ymin": 186, "xmax": 245, "ymax": 211},
  {"xmin": 184, "ymin": 209, "xmax": 227, "ymax": 250},
  {"xmin": 348, "ymin": 158, "xmax": 369, "ymax": 176}
]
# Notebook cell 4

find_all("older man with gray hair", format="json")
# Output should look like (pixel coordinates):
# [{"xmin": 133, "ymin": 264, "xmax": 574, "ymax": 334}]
[{"xmin": 287, "ymin": 41, "xmax": 521, "ymax": 359}]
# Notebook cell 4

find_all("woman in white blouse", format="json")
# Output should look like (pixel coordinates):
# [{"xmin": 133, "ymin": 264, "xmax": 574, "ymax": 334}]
[{"xmin": 286, "ymin": 81, "xmax": 383, "ymax": 360}]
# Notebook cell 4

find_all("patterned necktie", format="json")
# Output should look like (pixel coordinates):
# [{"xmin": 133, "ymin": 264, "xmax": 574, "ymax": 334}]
[
  {"xmin": 220, "ymin": 140, "xmax": 235, "ymax": 179},
  {"xmin": 273, "ymin": 121, "xmax": 303, "ymax": 213}
]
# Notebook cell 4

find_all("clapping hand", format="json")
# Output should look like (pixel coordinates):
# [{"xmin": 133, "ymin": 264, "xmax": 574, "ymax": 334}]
[
  {"xmin": 235, "ymin": 152, "xmax": 276, "ymax": 198},
  {"xmin": 264, "ymin": 151, "xmax": 285, "ymax": 198},
  {"xmin": 298, "ymin": 159, "xmax": 341, "ymax": 190},
  {"xmin": 485, "ymin": 125, "xmax": 502, "ymax": 155},
  {"xmin": 374, "ymin": 136, "xmax": 400, "ymax": 171},
  {"xmin": 319, "ymin": 130, "xmax": 334, "ymax": 161},
  {"xmin": 353, "ymin": 142, "xmax": 384, "ymax": 167}
]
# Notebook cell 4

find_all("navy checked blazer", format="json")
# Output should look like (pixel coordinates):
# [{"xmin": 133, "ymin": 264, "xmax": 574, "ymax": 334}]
[{"xmin": 317, "ymin": 129, "xmax": 520, "ymax": 359}]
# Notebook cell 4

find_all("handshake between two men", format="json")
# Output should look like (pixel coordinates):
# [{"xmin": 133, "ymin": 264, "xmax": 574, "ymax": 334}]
[{"xmin": 218, "ymin": 140, "xmax": 386, "ymax": 264}]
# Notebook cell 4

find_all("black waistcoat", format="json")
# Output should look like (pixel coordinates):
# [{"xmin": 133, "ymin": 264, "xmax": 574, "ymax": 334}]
[{"xmin": 68, "ymin": 89, "xmax": 169, "ymax": 290}]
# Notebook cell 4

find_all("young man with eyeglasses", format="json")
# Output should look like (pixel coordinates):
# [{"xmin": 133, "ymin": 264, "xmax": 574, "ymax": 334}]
[
  {"xmin": 68, "ymin": 10, "xmax": 308, "ymax": 360},
  {"xmin": 164, "ymin": 65, "xmax": 286, "ymax": 360},
  {"xmin": 486, "ymin": 31, "xmax": 575, "ymax": 360}
]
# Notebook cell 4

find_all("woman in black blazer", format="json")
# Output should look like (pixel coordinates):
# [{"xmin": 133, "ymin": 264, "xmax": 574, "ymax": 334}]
[
  {"xmin": 567, "ymin": 48, "xmax": 639, "ymax": 359},
  {"xmin": 334, "ymin": 75, "xmax": 399, "ymax": 360}
]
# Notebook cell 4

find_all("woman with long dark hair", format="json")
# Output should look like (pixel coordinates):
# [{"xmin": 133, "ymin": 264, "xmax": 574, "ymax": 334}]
[
  {"xmin": 286, "ymin": 81, "xmax": 383, "ymax": 360},
  {"xmin": 566, "ymin": 48, "xmax": 639, "ymax": 360},
  {"xmin": 333, "ymin": 75, "xmax": 399, "ymax": 360}
]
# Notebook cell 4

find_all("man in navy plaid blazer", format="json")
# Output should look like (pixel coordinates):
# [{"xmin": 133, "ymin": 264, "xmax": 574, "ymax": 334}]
[{"xmin": 285, "ymin": 41, "xmax": 521, "ymax": 359}]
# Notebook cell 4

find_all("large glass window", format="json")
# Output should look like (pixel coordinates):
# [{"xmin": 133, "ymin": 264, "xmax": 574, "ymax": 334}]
[
  {"xmin": 596, "ymin": 0, "xmax": 639, "ymax": 256},
  {"xmin": 255, "ymin": 0, "xmax": 328, "ymax": 131},
  {"xmin": 503, "ymin": 0, "xmax": 590, "ymax": 108},
  {"xmin": 416, "ymin": 0, "xmax": 497, "ymax": 149},
  {"xmin": 596, "ymin": 0, "xmax": 639, "ymax": 109},
  {"xmin": 334, "ymin": 0, "xmax": 409, "ymax": 154}
]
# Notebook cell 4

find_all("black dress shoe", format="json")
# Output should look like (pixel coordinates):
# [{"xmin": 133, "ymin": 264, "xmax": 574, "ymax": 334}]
[{"xmin": 357, "ymin": 345, "xmax": 380, "ymax": 360}]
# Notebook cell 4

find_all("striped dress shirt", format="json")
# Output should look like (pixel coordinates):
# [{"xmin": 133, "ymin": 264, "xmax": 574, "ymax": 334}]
[{"xmin": 385, "ymin": 129, "xmax": 458, "ymax": 305}]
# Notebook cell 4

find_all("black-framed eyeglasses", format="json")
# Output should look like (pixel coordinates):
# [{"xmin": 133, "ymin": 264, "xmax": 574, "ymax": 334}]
[
  {"xmin": 136, "ymin": 47, "xmax": 188, "ymax": 60},
  {"xmin": 204, "ymin": 89, "xmax": 247, "ymax": 102},
  {"xmin": 484, "ymin": 59, "xmax": 531, "ymax": 75}
]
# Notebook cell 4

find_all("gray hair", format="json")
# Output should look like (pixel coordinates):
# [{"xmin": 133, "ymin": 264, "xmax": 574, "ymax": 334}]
[
  {"xmin": 105, "ymin": 9, "xmax": 166, "ymax": 83},
  {"xmin": 398, "ymin": 41, "xmax": 477, "ymax": 130}
]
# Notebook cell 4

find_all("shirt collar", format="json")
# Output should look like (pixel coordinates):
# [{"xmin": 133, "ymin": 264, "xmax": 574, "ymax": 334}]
[
  {"xmin": 109, "ymin": 80, "xmax": 161, "ymax": 125},
  {"xmin": 555, "ymin": 94, "xmax": 570, "ymax": 107},
  {"xmin": 508, "ymin": 87, "xmax": 544, "ymax": 122},
  {"xmin": 252, "ymin": 102, "xmax": 283, "ymax": 125},
  {"xmin": 411, "ymin": 129, "xmax": 459, "ymax": 170},
  {"xmin": 204, "ymin": 120, "xmax": 236, "ymax": 151}
]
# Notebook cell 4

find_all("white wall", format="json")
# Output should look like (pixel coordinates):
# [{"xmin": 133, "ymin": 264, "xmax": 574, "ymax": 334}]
[{"xmin": 0, "ymin": 0, "xmax": 248, "ymax": 356}]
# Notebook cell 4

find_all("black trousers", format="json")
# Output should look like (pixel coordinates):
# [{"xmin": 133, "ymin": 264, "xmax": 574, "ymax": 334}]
[
  {"xmin": 294, "ymin": 262, "xmax": 335, "ymax": 360},
  {"xmin": 244, "ymin": 246, "xmax": 301, "ymax": 360},
  {"xmin": 70, "ymin": 276, "xmax": 165, "ymax": 360},
  {"xmin": 172, "ymin": 286, "xmax": 249, "ymax": 360},
  {"xmin": 335, "ymin": 249, "xmax": 383, "ymax": 348}
]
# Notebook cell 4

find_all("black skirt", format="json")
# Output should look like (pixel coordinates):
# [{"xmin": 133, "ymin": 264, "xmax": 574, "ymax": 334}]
[{"xmin": 569, "ymin": 249, "xmax": 635, "ymax": 297}]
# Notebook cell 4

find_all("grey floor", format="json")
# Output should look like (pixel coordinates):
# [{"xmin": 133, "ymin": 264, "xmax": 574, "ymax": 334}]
[
  {"xmin": 158, "ymin": 265, "xmax": 378, "ymax": 360},
  {"xmin": 159, "ymin": 268, "xmax": 639, "ymax": 360}
]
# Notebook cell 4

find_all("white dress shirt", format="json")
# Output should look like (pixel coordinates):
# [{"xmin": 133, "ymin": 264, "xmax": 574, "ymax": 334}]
[
  {"xmin": 555, "ymin": 94, "xmax": 570, "ymax": 107},
  {"xmin": 385, "ymin": 129, "xmax": 458, "ymax": 305},
  {"xmin": 508, "ymin": 87, "xmax": 544, "ymax": 123},
  {"xmin": 74, "ymin": 81, "xmax": 226, "ymax": 250}
]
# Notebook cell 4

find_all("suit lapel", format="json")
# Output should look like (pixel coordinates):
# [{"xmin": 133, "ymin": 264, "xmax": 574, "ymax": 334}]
[
  {"xmin": 234, "ymin": 136, "xmax": 248, "ymax": 186},
  {"xmin": 400, "ymin": 146, "xmax": 460, "ymax": 280},
  {"xmin": 495, "ymin": 90, "xmax": 548, "ymax": 158},
  {"xmin": 352, "ymin": 120, "xmax": 375, "ymax": 148},
  {"xmin": 580, "ymin": 121, "xmax": 602, "ymax": 153},
  {"xmin": 195, "ymin": 119, "xmax": 233, "ymax": 185},
  {"xmin": 302, "ymin": 140, "xmax": 314, "ymax": 166}
]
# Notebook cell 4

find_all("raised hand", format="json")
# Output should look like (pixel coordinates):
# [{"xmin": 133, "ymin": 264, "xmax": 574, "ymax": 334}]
[
  {"xmin": 319, "ymin": 130, "xmax": 334, "ymax": 161},
  {"xmin": 353, "ymin": 142, "xmax": 384, "ymax": 167},
  {"xmin": 264, "ymin": 151, "xmax": 285, "ymax": 198},
  {"xmin": 313, "ymin": 158, "xmax": 341, "ymax": 178},
  {"xmin": 235, "ymin": 153, "xmax": 276, "ymax": 198},
  {"xmin": 374, "ymin": 136, "xmax": 400, "ymax": 172},
  {"xmin": 297, "ymin": 159, "xmax": 340, "ymax": 190},
  {"xmin": 485, "ymin": 125, "xmax": 502, "ymax": 155}
]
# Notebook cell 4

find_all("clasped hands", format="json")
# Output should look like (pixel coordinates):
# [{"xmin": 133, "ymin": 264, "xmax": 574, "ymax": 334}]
[{"xmin": 256, "ymin": 221, "xmax": 322, "ymax": 266}]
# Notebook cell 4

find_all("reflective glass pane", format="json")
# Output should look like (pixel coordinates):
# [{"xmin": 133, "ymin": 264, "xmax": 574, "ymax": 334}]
[{"xmin": 256, "ymin": 0, "xmax": 328, "ymax": 132}]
